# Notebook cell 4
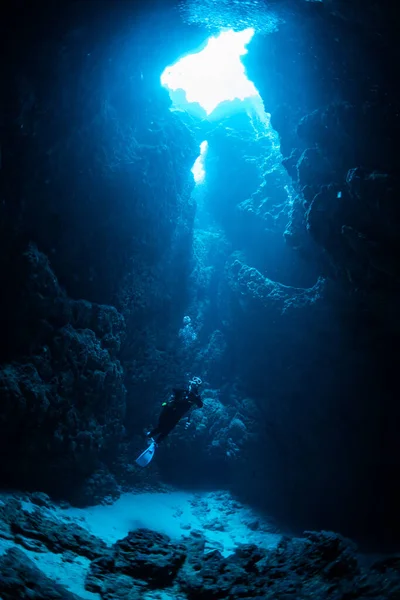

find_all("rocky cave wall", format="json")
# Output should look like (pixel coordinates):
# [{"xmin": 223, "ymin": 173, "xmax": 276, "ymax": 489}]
[
  {"xmin": 0, "ymin": 1, "xmax": 204, "ymax": 503},
  {"xmin": 234, "ymin": 0, "xmax": 400, "ymax": 547},
  {"xmin": 174, "ymin": 108, "xmax": 385, "ymax": 547}
]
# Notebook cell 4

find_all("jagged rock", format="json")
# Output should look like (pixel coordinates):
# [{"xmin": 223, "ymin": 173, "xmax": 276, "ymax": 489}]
[
  {"xmin": 86, "ymin": 528, "xmax": 187, "ymax": 593},
  {"xmin": 7, "ymin": 243, "xmax": 124, "ymax": 357},
  {"xmin": 0, "ymin": 498, "xmax": 106, "ymax": 559},
  {"xmin": 271, "ymin": 531, "xmax": 359, "ymax": 580},
  {"xmin": 0, "ymin": 518, "xmax": 12, "ymax": 541},
  {"xmin": 245, "ymin": 1, "xmax": 400, "ymax": 296},
  {"xmin": 1, "ymin": 3, "xmax": 198, "ymax": 501},
  {"xmin": 0, "ymin": 547, "xmax": 84, "ymax": 600},
  {"xmin": 227, "ymin": 258, "xmax": 325, "ymax": 312},
  {"xmin": 14, "ymin": 533, "xmax": 48, "ymax": 552},
  {"xmin": 69, "ymin": 299, "xmax": 126, "ymax": 357},
  {"xmin": 178, "ymin": 530, "xmax": 399, "ymax": 600},
  {"xmin": 284, "ymin": 192, "xmax": 310, "ymax": 251},
  {"xmin": 237, "ymin": 166, "xmax": 292, "ymax": 232},
  {"xmin": 204, "ymin": 111, "xmax": 285, "ymax": 234},
  {"xmin": 0, "ymin": 243, "xmax": 127, "ymax": 500},
  {"xmin": 179, "ymin": 543, "xmax": 270, "ymax": 599},
  {"xmin": 29, "ymin": 491, "xmax": 53, "ymax": 508},
  {"xmin": 88, "ymin": 572, "xmax": 147, "ymax": 600},
  {"xmin": 1, "ymin": 500, "xmax": 399, "ymax": 600}
]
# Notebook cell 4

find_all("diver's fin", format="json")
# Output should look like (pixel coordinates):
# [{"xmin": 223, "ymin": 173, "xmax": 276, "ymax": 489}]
[{"xmin": 135, "ymin": 440, "xmax": 156, "ymax": 467}]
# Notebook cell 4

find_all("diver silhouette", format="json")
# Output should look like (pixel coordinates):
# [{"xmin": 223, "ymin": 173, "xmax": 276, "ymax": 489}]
[{"xmin": 135, "ymin": 377, "xmax": 203, "ymax": 467}]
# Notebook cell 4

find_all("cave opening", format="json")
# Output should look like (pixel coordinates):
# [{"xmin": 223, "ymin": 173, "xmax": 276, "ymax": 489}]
[
  {"xmin": 161, "ymin": 27, "xmax": 271, "ymax": 186},
  {"xmin": 161, "ymin": 27, "xmax": 261, "ymax": 118}
]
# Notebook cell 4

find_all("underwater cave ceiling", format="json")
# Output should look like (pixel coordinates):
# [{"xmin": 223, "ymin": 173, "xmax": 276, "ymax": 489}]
[{"xmin": 0, "ymin": 0, "xmax": 400, "ymax": 555}]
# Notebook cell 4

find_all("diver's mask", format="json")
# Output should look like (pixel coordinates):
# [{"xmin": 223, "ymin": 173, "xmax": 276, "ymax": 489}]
[{"xmin": 188, "ymin": 376, "xmax": 202, "ymax": 392}]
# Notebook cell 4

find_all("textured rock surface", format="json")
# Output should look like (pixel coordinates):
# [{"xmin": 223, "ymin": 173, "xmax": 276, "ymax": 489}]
[
  {"xmin": 94, "ymin": 528, "xmax": 400, "ymax": 600},
  {"xmin": 227, "ymin": 258, "xmax": 325, "ymax": 312},
  {"xmin": 239, "ymin": 1, "xmax": 400, "ymax": 546},
  {"xmin": 0, "ymin": 498, "xmax": 106, "ymax": 559},
  {"xmin": 246, "ymin": 1, "xmax": 400, "ymax": 292},
  {"xmin": 0, "ymin": 547, "xmax": 85, "ymax": 600},
  {"xmin": 1, "ymin": 1, "xmax": 198, "ymax": 502},
  {"xmin": 87, "ymin": 528, "xmax": 187, "ymax": 593},
  {"xmin": 1, "ymin": 496, "xmax": 399, "ymax": 600},
  {"xmin": 0, "ymin": 244, "xmax": 127, "ymax": 500}
]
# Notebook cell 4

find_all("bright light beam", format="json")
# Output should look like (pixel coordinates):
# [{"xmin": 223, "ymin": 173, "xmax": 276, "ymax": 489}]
[
  {"xmin": 161, "ymin": 28, "xmax": 258, "ymax": 116},
  {"xmin": 191, "ymin": 140, "xmax": 208, "ymax": 184}
]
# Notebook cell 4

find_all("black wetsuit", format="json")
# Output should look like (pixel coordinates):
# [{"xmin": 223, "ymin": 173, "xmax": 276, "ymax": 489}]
[{"xmin": 149, "ymin": 387, "xmax": 203, "ymax": 443}]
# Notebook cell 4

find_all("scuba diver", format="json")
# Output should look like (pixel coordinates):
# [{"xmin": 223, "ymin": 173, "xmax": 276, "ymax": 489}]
[{"xmin": 135, "ymin": 376, "xmax": 203, "ymax": 467}]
